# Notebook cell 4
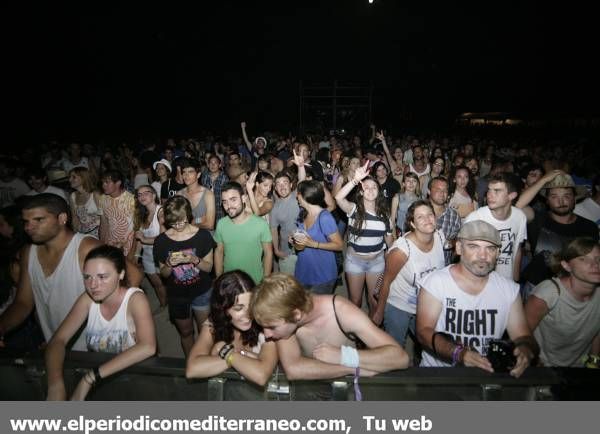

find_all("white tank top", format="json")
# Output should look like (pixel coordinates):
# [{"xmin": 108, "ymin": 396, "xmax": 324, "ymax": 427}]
[
  {"xmin": 387, "ymin": 231, "xmax": 446, "ymax": 314},
  {"xmin": 420, "ymin": 266, "xmax": 519, "ymax": 367},
  {"xmin": 86, "ymin": 287, "xmax": 142, "ymax": 353},
  {"xmin": 141, "ymin": 206, "xmax": 161, "ymax": 247},
  {"xmin": 28, "ymin": 232, "xmax": 91, "ymax": 351},
  {"xmin": 409, "ymin": 162, "xmax": 431, "ymax": 177}
]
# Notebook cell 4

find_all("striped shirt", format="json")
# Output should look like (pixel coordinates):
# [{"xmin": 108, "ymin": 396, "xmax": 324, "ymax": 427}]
[{"xmin": 347, "ymin": 205, "xmax": 391, "ymax": 255}]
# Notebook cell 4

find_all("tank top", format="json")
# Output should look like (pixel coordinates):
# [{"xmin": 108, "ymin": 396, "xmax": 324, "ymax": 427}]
[
  {"xmin": 71, "ymin": 191, "xmax": 100, "ymax": 238},
  {"xmin": 188, "ymin": 189, "xmax": 208, "ymax": 222},
  {"xmin": 409, "ymin": 162, "xmax": 431, "ymax": 177},
  {"xmin": 28, "ymin": 232, "xmax": 91, "ymax": 351},
  {"xmin": 141, "ymin": 206, "xmax": 161, "ymax": 266},
  {"xmin": 395, "ymin": 193, "xmax": 419, "ymax": 233},
  {"xmin": 387, "ymin": 231, "xmax": 446, "ymax": 314},
  {"xmin": 86, "ymin": 287, "xmax": 142, "ymax": 353}
]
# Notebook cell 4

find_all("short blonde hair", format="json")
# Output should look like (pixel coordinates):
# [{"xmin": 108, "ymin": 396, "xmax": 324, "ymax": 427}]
[{"xmin": 250, "ymin": 273, "xmax": 313, "ymax": 324}]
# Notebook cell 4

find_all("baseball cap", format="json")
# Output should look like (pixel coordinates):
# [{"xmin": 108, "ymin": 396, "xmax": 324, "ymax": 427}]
[
  {"xmin": 153, "ymin": 158, "xmax": 172, "ymax": 173},
  {"xmin": 457, "ymin": 220, "xmax": 501, "ymax": 247}
]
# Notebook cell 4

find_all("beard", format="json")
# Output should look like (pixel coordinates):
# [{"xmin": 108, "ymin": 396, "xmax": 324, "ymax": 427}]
[
  {"xmin": 550, "ymin": 203, "xmax": 575, "ymax": 216},
  {"xmin": 463, "ymin": 259, "xmax": 496, "ymax": 277},
  {"xmin": 226, "ymin": 203, "xmax": 245, "ymax": 219}
]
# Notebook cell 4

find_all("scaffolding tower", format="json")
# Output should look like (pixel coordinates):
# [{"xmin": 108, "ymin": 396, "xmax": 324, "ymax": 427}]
[{"xmin": 299, "ymin": 80, "xmax": 373, "ymax": 134}]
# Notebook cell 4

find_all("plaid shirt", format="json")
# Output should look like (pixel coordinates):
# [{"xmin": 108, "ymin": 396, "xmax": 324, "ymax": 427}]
[
  {"xmin": 200, "ymin": 170, "xmax": 229, "ymax": 221},
  {"xmin": 437, "ymin": 205, "xmax": 462, "ymax": 265}
]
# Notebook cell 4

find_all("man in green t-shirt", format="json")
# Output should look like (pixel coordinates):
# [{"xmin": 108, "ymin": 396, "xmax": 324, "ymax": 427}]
[{"xmin": 214, "ymin": 182, "xmax": 273, "ymax": 284}]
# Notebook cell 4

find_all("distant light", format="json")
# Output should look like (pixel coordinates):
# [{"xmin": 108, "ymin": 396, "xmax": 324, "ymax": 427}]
[{"xmin": 369, "ymin": 0, "xmax": 374, "ymax": 3}]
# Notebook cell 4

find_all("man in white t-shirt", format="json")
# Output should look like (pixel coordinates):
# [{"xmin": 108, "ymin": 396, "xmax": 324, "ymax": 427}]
[
  {"xmin": 465, "ymin": 172, "xmax": 527, "ymax": 281},
  {"xmin": 25, "ymin": 167, "xmax": 69, "ymax": 202},
  {"xmin": 416, "ymin": 220, "xmax": 538, "ymax": 378},
  {"xmin": 0, "ymin": 158, "xmax": 31, "ymax": 208}
]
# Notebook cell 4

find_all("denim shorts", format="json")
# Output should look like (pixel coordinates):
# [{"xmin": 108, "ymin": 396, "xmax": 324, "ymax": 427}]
[
  {"xmin": 191, "ymin": 288, "xmax": 212, "ymax": 312},
  {"xmin": 344, "ymin": 251, "xmax": 385, "ymax": 275}
]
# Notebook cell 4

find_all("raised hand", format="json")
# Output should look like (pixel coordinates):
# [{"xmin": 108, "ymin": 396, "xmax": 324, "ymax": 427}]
[
  {"xmin": 292, "ymin": 148, "xmax": 305, "ymax": 167},
  {"xmin": 241, "ymin": 121, "xmax": 247, "ymax": 129},
  {"xmin": 246, "ymin": 171, "xmax": 257, "ymax": 192},
  {"xmin": 354, "ymin": 160, "xmax": 371, "ymax": 183},
  {"xmin": 375, "ymin": 131, "xmax": 386, "ymax": 143}
]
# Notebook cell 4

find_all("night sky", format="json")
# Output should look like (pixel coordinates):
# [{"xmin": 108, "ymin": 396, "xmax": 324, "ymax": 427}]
[{"xmin": 4, "ymin": 1, "xmax": 599, "ymax": 144}]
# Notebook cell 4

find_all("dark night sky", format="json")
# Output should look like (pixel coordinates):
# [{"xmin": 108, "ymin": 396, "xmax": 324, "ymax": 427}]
[{"xmin": 4, "ymin": 1, "xmax": 599, "ymax": 143}]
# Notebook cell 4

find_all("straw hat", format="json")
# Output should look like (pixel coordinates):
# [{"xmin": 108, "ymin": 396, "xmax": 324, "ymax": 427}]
[{"xmin": 539, "ymin": 173, "xmax": 588, "ymax": 200}]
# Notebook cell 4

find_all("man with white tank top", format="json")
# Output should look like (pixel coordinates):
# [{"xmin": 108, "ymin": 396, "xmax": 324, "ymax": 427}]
[
  {"xmin": 0, "ymin": 194, "xmax": 142, "ymax": 350},
  {"xmin": 416, "ymin": 220, "xmax": 539, "ymax": 378}
]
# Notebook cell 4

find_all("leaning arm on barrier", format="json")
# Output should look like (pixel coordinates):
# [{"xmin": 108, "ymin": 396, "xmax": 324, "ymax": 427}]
[
  {"xmin": 331, "ymin": 296, "xmax": 409, "ymax": 373},
  {"xmin": 276, "ymin": 334, "xmax": 355, "ymax": 380},
  {"xmin": 506, "ymin": 296, "xmax": 539, "ymax": 378},
  {"xmin": 45, "ymin": 293, "xmax": 92, "ymax": 401},
  {"xmin": 416, "ymin": 286, "xmax": 494, "ymax": 373},
  {"xmin": 186, "ymin": 322, "xmax": 278, "ymax": 387},
  {"xmin": 70, "ymin": 291, "xmax": 156, "ymax": 401}
]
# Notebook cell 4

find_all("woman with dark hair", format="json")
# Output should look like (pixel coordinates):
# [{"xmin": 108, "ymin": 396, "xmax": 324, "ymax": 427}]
[
  {"xmin": 372, "ymin": 200, "xmax": 446, "ymax": 348},
  {"xmin": 371, "ymin": 161, "xmax": 401, "ymax": 208},
  {"xmin": 391, "ymin": 172, "xmax": 421, "ymax": 236},
  {"xmin": 245, "ymin": 171, "xmax": 274, "ymax": 222},
  {"xmin": 421, "ymin": 156, "xmax": 446, "ymax": 198},
  {"xmin": 186, "ymin": 270, "xmax": 278, "ymax": 386},
  {"xmin": 335, "ymin": 161, "xmax": 393, "ymax": 311},
  {"xmin": 291, "ymin": 180, "xmax": 343, "ymax": 294},
  {"xmin": 132, "ymin": 185, "xmax": 167, "ymax": 308},
  {"xmin": 153, "ymin": 196, "xmax": 215, "ymax": 356},
  {"xmin": 377, "ymin": 131, "xmax": 406, "ymax": 185},
  {"xmin": 45, "ymin": 245, "xmax": 156, "ymax": 400},
  {"xmin": 449, "ymin": 165, "xmax": 478, "ymax": 220}
]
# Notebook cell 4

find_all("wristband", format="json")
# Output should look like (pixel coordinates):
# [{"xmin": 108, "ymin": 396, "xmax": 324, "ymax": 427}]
[
  {"xmin": 219, "ymin": 343, "xmax": 234, "ymax": 359},
  {"xmin": 351, "ymin": 179, "xmax": 359, "ymax": 186},
  {"xmin": 93, "ymin": 366, "xmax": 102, "ymax": 382},
  {"xmin": 340, "ymin": 345, "xmax": 360, "ymax": 368},
  {"xmin": 225, "ymin": 352, "xmax": 235, "ymax": 367},
  {"xmin": 451, "ymin": 344, "xmax": 464, "ymax": 366}
]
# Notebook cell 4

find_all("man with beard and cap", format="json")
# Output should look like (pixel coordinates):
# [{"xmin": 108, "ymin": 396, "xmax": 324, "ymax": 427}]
[
  {"xmin": 214, "ymin": 182, "xmax": 273, "ymax": 284},
  {"xmin": 516, "ymin": 171, "xmax": 598, "ymax": 292},
  {"xmin": 416, "ymin": 220, "xmax": 538, "ymax": 378}
]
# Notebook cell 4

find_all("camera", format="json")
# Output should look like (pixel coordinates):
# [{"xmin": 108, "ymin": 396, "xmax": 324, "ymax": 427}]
[{"xmin": 486, "ymin": 339, "xmax": 516, "ymax": 373}]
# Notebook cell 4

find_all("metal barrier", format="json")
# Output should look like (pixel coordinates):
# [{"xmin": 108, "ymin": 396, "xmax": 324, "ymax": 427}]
[{"xmin": 1, "ymin": 350, "xmax": 598, "ymax": 400}]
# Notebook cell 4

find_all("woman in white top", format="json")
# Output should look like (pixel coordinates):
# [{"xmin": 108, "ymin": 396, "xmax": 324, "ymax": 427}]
[
  {"xmin": 133, "ymin": 185, "xmax": 167, "ymax": 307},
  {"xmin": 372, "ymin": 200, "xmax": 446, "ymax": 347},
  {"xmin": 449, "ymin": 165, "xmax": 478, "ymax": 220},
  {"xmin": 69, "ymin": 167, "xmax": 101, "ymax": 238},
  {"xmin": 186, "ymin": 270, "xmax": 278, "ymax": 386},
  {"xmin": 45, "ymin": 245, "xmax": 156, "ymax": 400}
]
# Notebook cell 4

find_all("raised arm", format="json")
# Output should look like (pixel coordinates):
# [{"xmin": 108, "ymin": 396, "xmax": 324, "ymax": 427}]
[
  {"xmin": 368, "ymin": 124, "xmax": 376, "ymax": 144},
  {"xmin": 292, "ymin": 149, "xmax": 306, "ymax": 182},
  {"xmin": 516, "ymin": 170, "xmax": 564, "ymax": 222},
  {"xmin": 335, "ymin": 161, "xmax": 369, "ymax": 215},
  {"xmin": 377, "ymin": 130, "xmax": 399, "ymax": 174},
  {"xmin": 45, "ymin": 293, "xmax": 92, "ymax": 400},
  {"xmin": 241, "ymin": 121, "xmax": 253, "ymax": 151},
  {"xmin": 70, "ymin": 292, "xmax": 156, "ymax": 400}
]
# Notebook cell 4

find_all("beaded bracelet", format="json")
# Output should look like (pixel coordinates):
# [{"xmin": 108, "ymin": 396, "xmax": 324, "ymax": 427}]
[{"xmin": 219, "ymin": 343, "xmax": 234, "ymax": 359}]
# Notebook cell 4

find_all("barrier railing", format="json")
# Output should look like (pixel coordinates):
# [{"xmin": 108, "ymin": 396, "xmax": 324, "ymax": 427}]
[{"xmin": 1, "ymin": 350, "xmax": 598, "ymax": 400}]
